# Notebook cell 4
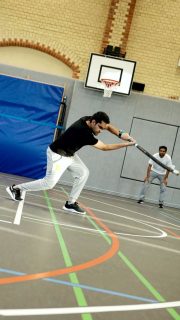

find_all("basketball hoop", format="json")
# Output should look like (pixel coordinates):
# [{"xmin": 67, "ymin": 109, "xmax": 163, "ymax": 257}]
[{"xmin": 100, "ymin": 79, "xmax": 119, "ymax": 98}]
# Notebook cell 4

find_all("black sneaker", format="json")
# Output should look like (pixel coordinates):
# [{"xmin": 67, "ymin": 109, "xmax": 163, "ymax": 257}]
[
  {"xmin": 137, "ymin": 200, "xmax": 144, "ymax": 204},
  {"xmin": 63, "ymin": 201, "xmax": 86, "ymax": 215},
  {"xmin": 6, "ymin": 185, "xmax": 23, "ymax": 201},
  {"xmin": 159, "ymin": 204, "xmax": 164, "ymax": 209}
]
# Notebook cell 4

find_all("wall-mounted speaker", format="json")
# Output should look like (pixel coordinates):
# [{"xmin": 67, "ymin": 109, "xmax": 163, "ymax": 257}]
[
  {"xmin": 132, "ymin": 82, "xmax": 145, "ymax": 92},
  {"xmin": 103, "ymin": 45, "xmax": 126, "ymax": 58}
]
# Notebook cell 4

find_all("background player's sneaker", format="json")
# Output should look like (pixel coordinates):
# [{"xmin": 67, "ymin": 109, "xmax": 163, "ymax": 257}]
[
  {"xmin": 63, "ymin": 201, "xmax": 86, "ymax": 215},
  {"xmin": 137, "ymin": 199, "xmax": 144, "ymax": 204},
  {"xmin": 6, "ymin": 185, "xmax": 22, "ymax": 201}
]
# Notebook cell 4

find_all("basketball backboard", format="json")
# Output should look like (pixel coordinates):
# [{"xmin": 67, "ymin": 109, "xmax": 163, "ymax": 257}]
[{"xmin": 85, "ymin": 53, "xmax": 136, "ymax": 96}]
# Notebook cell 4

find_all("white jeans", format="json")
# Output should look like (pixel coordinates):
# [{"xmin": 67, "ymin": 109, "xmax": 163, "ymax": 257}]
[{"xmin": 16, "ymin": 147, "xmax": 89, "ymax": 203}]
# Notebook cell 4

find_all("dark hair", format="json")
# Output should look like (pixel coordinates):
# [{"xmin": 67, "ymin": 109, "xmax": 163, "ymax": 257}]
[
  {"xmin": 90, "ymin": 111, "xmax": 110, "ymax": 124},
  {"xmin": 159, "ymin": 146, "xmax": 167, "ymax": 152}
]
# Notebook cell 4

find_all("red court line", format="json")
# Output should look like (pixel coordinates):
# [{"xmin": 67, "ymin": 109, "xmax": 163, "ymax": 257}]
[
  {"xmin": 163, "ymin": 228, "xmax": 180, "ymax": 239},
  {"xmin": 0, "ymin": 206, "xmax": 119, "ymax": 285}
]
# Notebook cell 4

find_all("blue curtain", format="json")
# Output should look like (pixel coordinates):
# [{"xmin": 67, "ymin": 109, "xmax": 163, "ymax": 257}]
[{"xmin": 0, "ymin": 74, "xmax": 64, "ymax": 178}]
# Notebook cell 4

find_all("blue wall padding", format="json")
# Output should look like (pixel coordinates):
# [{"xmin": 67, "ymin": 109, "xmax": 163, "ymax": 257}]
[{"xmin": 0, "ymin": 74, "xmax": 64, "ymax": 178}]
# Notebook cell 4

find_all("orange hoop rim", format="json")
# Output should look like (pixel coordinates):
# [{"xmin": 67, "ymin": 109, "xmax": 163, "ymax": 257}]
[{"xmin": 100, "ymin": 79, "xmax": 119, "ymax": 87}]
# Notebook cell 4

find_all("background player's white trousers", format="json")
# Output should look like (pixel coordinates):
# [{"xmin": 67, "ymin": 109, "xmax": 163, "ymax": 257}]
[{"xmin": 16, "ymin": 147, "xmax": 89, "ymax": 203}]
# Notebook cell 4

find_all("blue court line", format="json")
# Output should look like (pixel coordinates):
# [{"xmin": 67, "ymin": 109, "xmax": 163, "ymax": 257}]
[
  {"xmin": 0, "ymin": 113, "xmax": 64, "ymax": 129},
  {"xmin": 0, "ymin": 268, "xmax": 157, "ymax": 303}
]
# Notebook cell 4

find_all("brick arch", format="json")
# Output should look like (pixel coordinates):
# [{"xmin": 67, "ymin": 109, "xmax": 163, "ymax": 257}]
[
  {"xmin": 100, "ymin": 0, "xmax": 137, "ymax": 56},
  {"xmin": 120, "ymin": 0, "xmax": 137, "ymax": 53},
  {"xmin": 0, "ymin": 39, "xmax": 80, "ymax": 79},
  {"xmin": 100, "ymin": 0, "xmax": 120, "ymax": 53}
]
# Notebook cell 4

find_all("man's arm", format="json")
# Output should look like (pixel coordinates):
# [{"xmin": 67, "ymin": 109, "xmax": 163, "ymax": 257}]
[
  {"xmin": 163, "ymin": 170, "xmax": 170, "ymax": 185},
  {"xmin": 144, "ymin": 164, "xmax": 152, "ymax": 182},
  {"xmin": 92, "ymin": 140, "xmax": 135, "ymax": 151},
  {"xmin": 106, "ymin": 124, "xmax": 135, "ymax": 142},
  {"xmin": 162, "ymin": 155, "xmax": 172, "ymax": 184}
]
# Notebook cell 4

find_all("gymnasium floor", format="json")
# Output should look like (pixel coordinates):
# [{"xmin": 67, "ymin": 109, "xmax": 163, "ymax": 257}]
[{"xmin": 0, "ymin": 172, "xmax": 180, "ymax": 320}]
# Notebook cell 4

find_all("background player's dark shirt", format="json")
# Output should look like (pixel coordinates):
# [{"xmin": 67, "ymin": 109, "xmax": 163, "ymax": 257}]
[{"xmin": 50, "ymin": 116, "xmax": 98, "ymax": 156}]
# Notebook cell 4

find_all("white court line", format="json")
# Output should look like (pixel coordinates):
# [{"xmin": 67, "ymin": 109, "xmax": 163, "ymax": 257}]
[
  {"xmin": 88, "ymin": 207, "xmax": 167, "ymax": 238},
  {"xmin": 0, "ymin": 219, "xmax": 12, "ymax": 224},
  {"xmin": 0, "ymin": 301, "xmax": 180, "ymax": 316},
  {"xmin": 3, "ymin": 183, "xmax": 178, "ymax": 229},
  {"xmin": 24, "ymin": 195, "xmax": 180, "ymax": 232},
  {"xmin": 110, "ymin": 216, "xmax": 167, "ymax": 238},
  {"xmin": 24, "ymin": 214, "xmax": 166, "ymax": 238},
  {"xmin": 10, "ymin": 216, "xmax": 180, "ymax": 254},
  {"xmin": 87, "ymin": 201, "xmax": 180, "ymax": 228},
  {"xmin": 13, "ymin": 191, "xmax": 26, "ymax": 225}
]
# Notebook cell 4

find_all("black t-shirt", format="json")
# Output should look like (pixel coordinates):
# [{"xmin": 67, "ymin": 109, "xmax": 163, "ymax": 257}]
[{"xmin": 50, "ymin": 116, "xmax": 98, "ymax": 156}]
